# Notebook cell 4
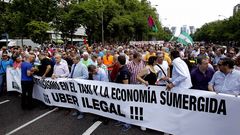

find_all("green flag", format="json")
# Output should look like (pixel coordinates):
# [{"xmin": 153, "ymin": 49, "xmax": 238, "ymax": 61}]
[
  {"xmin": 152, "ymin": 25, "xmax": 158, "ymax": 32},
  {"xmin": 177, "ymin": 32, "xmax": 193, "ymax": 46}
]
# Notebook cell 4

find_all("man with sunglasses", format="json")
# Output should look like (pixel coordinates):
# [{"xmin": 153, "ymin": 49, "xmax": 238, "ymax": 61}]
[
  {"xmin": 208, "ymin": 57, "xmax": 240, "ymax": 95},
  {"xmin": 0, "ymin": 52, "xmax": 13, "ymax": 96}
]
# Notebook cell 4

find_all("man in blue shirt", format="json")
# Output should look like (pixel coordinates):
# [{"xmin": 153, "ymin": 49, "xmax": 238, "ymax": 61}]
[
  {"xmin": 21, "ymin": 54, "xmax": 38, "ymax": 109},
  {"xmin": 69, "ymin": 56, "xmax": 88, "ymax": 120},
  {"xmin": 0, "ymin": 52, "xmax": 13, "ymax": 96},
  {"xmin": 208, "ymin": 57, "xmax": 240, "ymax": 95},
  {"xmin": 191, "ymin": 57, "xmax": 215, "ymax": 90},
  {"xmin": 88, "ymin": 64, "xmax": 109, "ymax": 82}
]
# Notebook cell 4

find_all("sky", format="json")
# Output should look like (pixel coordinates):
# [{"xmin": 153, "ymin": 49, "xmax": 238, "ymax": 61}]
[{"xmin": 149, "ymin": 0, "xmax": 239, "ymax": 34}]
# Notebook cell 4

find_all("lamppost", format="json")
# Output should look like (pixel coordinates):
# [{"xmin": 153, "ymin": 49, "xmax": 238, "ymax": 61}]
[
  {"xmin": 218, "ymin": 15, "xmax": 227, "ymax": 19},
  {"xmin": 101, "ymin": 0, "xmax": 104, "ymax": 46}
]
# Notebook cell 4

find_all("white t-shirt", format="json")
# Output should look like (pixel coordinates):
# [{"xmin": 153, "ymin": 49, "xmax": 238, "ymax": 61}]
[{"xmin": 154, "ymin": 60, "xmax": 169, "ymax": 85}]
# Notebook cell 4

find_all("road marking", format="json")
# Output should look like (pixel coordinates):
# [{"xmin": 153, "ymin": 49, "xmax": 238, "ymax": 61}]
[
  {"xmin": 0, "ymin": 100, "xmax": 10, "ymax": 105},
  {"xmin": 82, "ymin": 121, "xmax": 102, "ymax": 135},
  {"xmin": 6, "ymin": 108, "xmax": 58, "ymax": 135}
]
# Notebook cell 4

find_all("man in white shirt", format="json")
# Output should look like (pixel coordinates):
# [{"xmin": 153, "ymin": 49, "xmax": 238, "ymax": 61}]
[
  {"xmin": 166, "ymin": 50, "xmax": 192, "ymax": 90},
  {"xmin": 154, "ymin": 52, "xmax": 170, "ymax": 86},
  {"xmin": 52, "ymin": 53, "xmax": 69, "ymax": 79}
]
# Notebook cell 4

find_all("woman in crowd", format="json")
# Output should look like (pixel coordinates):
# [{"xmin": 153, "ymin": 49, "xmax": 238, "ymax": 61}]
[{"xmin": 137, "ymin": 56, "xmax": 158, "ymax": 86}]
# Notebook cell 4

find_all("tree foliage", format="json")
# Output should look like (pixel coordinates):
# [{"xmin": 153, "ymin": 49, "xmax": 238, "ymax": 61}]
[
  {"xmin": 0, "ymin": 0, "xmax": 171, "ymax": 44},
  {"xmin": 194, "ymin": 12, "xmax": 240, "ymax": 45},
  {"xmin": 27, "ymin": 21, "xmax": 50, "ymax": 44}
]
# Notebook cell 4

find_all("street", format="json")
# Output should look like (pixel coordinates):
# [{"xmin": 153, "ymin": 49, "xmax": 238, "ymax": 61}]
[{"xmin": 0, "ymin": 94, "xmax": 163, "ymax": 135}]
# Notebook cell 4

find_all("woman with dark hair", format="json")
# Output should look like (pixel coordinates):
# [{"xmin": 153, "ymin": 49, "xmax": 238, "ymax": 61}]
[
  {"xmin": 137, "ymin": 56, "xmax": 158, "ymax": 86},
  {"xmin": 136, "ymin": 56, "xmax": 157, "ymax": 131}
]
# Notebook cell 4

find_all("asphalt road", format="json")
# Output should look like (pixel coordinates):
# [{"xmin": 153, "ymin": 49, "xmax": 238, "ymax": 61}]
[{"xmin": 0, "ymin": 94, "xmax": 165, "ymax": 135}]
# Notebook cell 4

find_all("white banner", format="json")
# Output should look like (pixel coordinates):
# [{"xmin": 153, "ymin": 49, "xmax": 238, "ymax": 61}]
[
  {"xmin": 6, "ymin": 71, "xmax": 240, "ymax": 135},
  {"xmin": 129, "ymin": 41, "xmax": 164, "ymax": 46},
  {"xmin": 6, "ymin": 67, "xmax": 22, "ymax": 93}
]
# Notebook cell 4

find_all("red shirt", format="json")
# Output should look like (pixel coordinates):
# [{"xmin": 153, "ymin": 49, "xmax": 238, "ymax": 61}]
[{"xmin": 110, "ymin": 63, "xmax": 120, "ymax": 82}]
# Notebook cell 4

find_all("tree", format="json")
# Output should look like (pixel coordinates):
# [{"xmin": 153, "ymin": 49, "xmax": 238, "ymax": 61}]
[
  {"xmin": 194, "ymin": 11, "xmax": 240, "ymax": 46},
  {"xmin": 0, "ymin": 0, "xmax": 58, "ymax": 44},
  {"xmin": 27, "ymin": 21, "xmax": 50, "ymax": 44},
  {"xmin": 69, "ymin": 0, "xmax": 171, "ymax": 43}
]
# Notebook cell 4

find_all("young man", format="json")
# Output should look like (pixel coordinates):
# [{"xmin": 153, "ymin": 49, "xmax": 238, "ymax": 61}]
[{"xmin": 115, "ymin": 55, "xmax": 132, "ymax": 132}]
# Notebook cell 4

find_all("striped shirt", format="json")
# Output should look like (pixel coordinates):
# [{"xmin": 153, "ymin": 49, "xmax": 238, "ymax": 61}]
[{"xmin": 127, "ymin": 60, "xmax": 145, "ymax": 84}]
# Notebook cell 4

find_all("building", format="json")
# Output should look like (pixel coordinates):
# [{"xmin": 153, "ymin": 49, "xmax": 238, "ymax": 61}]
[
  {"xmin": 189, "ymin": 26, "xmax": 196, "ymax": 34},
  {"xmin": 233, "ymin": 4, "xmax": 240, "ymax": 15},
  {"xmin": 47, "ymin": 26, "xmax": 87, "ymax": 45},
  {"xmin": 180, "ymin": 25, "xmax": 188, "ymax": 34},
  {"xmin": 171, "ymin": 26, "xmax": 176, "ymax": 35}
]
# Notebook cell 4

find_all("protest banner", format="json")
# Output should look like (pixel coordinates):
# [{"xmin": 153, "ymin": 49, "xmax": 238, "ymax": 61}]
[
  {"xmin": 6, "ymin": 67, "xmax": 22, "ymax": 93},
  {"xmin": 6, "ymin": 70, "xmax": 240, "ymax": 135}
]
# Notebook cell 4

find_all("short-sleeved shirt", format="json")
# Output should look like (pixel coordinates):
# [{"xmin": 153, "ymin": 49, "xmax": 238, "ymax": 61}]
[
  {"xmin": 103, "ymin": 55, "xmax": 114, "ymax": 70},
  {"xmin": 21, "ymin": 61, "xmax": 33, "ymax": 81},
  {"xmin": 115, "ymin": 65, "xmax": 130, "ymax": 84},
  {"xmin": 37, "ymin": 58, "xmax": 53, "ymax": 77},
  {"xmin": 93, "ymin": 68, "xmax": 109, "ymax": 82},
  {"xmin": 191, "ymin": 67, "xmax": 215, "ymax": 90},
  {"xmin": 154, "ymin": 61, "xmax": 169, "ymax": 85},
  {"xmin": 209, "ymin": 69, "xmax": 240, "ymax": 94},
  {"xmin": 0, "ymin": 59, "xmax": 13, "ymax": 74}
]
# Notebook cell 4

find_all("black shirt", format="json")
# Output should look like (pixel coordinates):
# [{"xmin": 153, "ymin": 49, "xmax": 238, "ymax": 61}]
[
  {"xmin": 115, "ymin": 65, "xmax": 130, "ymax": 84},
  {"xmin": 37, "ymin": 58, "xmax": 53, "ymax": 77}
]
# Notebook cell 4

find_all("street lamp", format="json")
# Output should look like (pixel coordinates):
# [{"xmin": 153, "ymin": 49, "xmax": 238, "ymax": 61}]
[
  {"xmin": 101, "ymin": 0, "xmax": 104, "ymax": 46},
  {"xmin": 218, "ymin": 15, "xmax": 227, "ymax": 19}
]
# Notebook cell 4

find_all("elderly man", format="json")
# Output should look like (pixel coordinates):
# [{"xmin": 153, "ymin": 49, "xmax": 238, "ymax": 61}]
[
  {"xmin": 52, "ymin": 53, "xmax": 69, "ymax": 79},
  {"xmin": 80, "ymin": 52, "xmax": 94, "ymax": 67},
  {"xmin": 69, "ymin": 56, "xmax": 88, "ymax": 119},
  {"xmin": 208, "ymin": 57, "xmax": 240, "ymax": 95},
  {"xmin": 69, "ymin": 56, "xmax": 88, "ymax": 79},
  {"xmin": 154, "ymin": 52, "xmax": 170, "ymax": 86}
]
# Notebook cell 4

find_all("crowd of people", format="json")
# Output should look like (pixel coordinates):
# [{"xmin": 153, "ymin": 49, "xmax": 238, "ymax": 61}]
[{"xmin": 0, "ymin": 42, "xmax": 240, "ymax": 133}]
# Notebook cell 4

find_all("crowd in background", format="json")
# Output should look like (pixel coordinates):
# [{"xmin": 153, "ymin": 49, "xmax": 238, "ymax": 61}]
[{"xmin": 0, "ymin": 42, "xmax": 240, "ymax": 133}]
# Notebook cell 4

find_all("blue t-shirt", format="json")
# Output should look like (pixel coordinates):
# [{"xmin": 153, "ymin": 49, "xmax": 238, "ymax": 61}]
[
  {"xmin": 21, "ymin": 62, "xmax": 33, "ymax": 81},
  {"xmin": 0, "ymin": 59, "xmax": 13, "ymax": 74}
]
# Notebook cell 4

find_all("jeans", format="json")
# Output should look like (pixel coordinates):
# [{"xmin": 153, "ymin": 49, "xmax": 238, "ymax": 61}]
[{"xmin": 0, "ymin": 74, "xmax": 6, "ymax": 95}]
